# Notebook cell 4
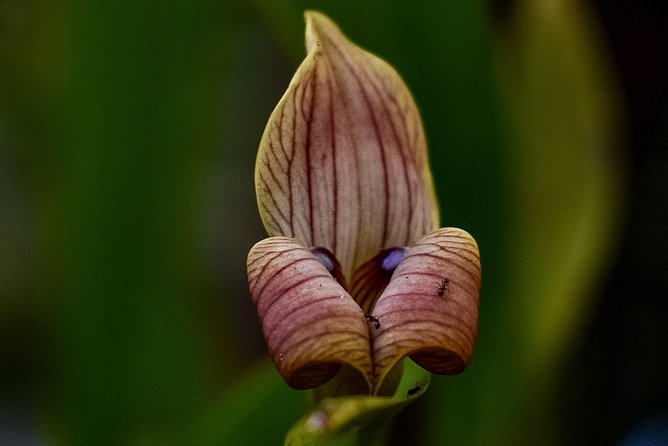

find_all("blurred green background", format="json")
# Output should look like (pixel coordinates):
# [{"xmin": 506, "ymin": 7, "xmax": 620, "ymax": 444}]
[{"xmin": 1, "ymin": 0, "xmax": 666, "ymax": 444}]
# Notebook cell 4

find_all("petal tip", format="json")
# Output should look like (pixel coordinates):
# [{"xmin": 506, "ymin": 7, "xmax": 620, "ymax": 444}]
[{"xmin": 304, "ymin": 10, "xmax": 345, "ymax": 54}]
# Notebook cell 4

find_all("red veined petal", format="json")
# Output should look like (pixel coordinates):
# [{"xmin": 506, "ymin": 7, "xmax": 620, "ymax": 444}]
[
  {"xmin": 370, "ymin": 228, "xmax": 481, "ymax": 390},
  {"xmin": 247, "ymin": 236, "xmax": 374, "ymax": 390}
]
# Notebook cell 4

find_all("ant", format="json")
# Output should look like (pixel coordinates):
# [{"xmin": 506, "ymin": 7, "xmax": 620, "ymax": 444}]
[
  {"xmin": 407, "ymin": 385, "xmax": 422, "ymax": 396},
  {"xmin": 437, "ymin": 277, "xmax": 450, "ymax": 297},
  {"xmin": 364, "ymin": 313, "xmax": 381, "ymax": 329}
]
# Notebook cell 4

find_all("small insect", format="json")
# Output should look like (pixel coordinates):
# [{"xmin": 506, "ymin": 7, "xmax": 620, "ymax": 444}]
[
  {"xmin": 437, "ymin": 277, "xmax": 450, "ymax": 297},
  {"xmin": 407, "ymin": 385, "xmax": 422, "ymax": 396},
  {"xmin": 364, "ymin": 313, "xmax": 381, "ymax": 329}
]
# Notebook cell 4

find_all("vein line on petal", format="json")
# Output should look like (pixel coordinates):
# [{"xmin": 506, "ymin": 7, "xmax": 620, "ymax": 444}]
[
  {"xmin": 260, "ymin": 149, "xmax": 288, "ymax": 196},
  {"xmin": 274, "ymin": 329, "xmax": 370, "ymax": 356},
  {"xmin": 404, "ymin": 251, "xmax": 481, "ymax": 282},
  {"xmin": 257, "ymin": 186, "xmax": 290, "ymax": 235},
  {"xmin": 354, "ymin": 281, "xmax": 380, "ymax": 313},
  {"xmin": 409, "ymin": 247, "xmax": 481, "ymax": 270},
  {"xmin": 373, "ymin": 328, "xmax": 472, "ymax": 359},
  {"xmin": 392, "ymin": 317, "xmax": 474, "ymax": 343},
  {"xmin": 368, "ymin": 65, "xmax": 416, "ymax": 157},
  {"xmin": 412, "ymin": 243, "xmax": 482, "ymax": 266},
  {"xmin": 282, "ymin": 329, "xmax": 369, "ymax": 348},
  {"xmin": 275, "ymin": 103, "xmax": 291, "ymax": 171},
  {"xmin": 365, "ymin": 52, "xmax": 438, "ymax": 240},
  {"xmin": 288, "ymin": 76, "xmax": 299, "ymax": 237},
  {"xmin": 318, "ymin": 39, "xmax": 360, "ymax": 275},
  {"xmin": 248, "ymin": 251, "xmax": 304, "ymax": 293},
  {"xmin": 247, "ymin": 246, "xmax": 301, "ymax": 280},
  {"xmin": 302, "ymin": 66, "xmax": 316, "ymax": 247},
  {"xmin": 249, "ymin": 237, "xmax": 297, "ymax": 250},
  {"xmin": 360, "ymin": 58, "xmax": 416, "ymax": 246},
  {"xmin": 251, "ymin": 256, "xmax": 317, "ymax": 306},
  {"xmin": 323, "ymin": 33, "xmax": 390, "ymax": 248},
  {"xmin": 377, "ymin": 301, "xmax": 476, "ymax": 330},
  {"xmin": 257, "ymin": 179, "xmax": 291, "ymax": 230},
  {"xmin": 264, "ymin": 292, "xmax": 355, "ymax": 336},
  {"xmin": 379, "ymin": 292, "xmax": 478, "ymax": 321},
  {"xmin": 267, "ymin": 130, "xmax": 288, "ymax": 175},
  {"xmin": 424, "ymin": 230, "xmax": 479, "ymax": 245},
  {"xmin": 390, "ymin": 270, "xmax": 443, "ymax": 281},
  {"xmin": 256, "ymin": 196, "xmax": 283, "ymax": 235},
  {"xmin": 269, "ymin": 310, "xmax": 367, "ymax": 352},
  {"xmin": 258, "ymin": 271, "xmax": 333, "ymax": 316},
  {"xmin": 374, "ymin": 314, "xmax": 476, "ymax": 346},
  {"xmin": 327, "ymin": 68, "xmax": 339, "ymax": 256},
  {"xmin": 274, "ymin": 333, "xmax": 371, "ymax": 366},
  {"xmin": 379, "ymin": 290, "xmax": 440, "ymax": 301}
]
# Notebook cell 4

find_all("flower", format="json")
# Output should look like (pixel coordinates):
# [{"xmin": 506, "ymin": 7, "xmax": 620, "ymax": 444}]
[{"xmin": 247, "ymin": 11, "xmax": 481, "ymax": 395}]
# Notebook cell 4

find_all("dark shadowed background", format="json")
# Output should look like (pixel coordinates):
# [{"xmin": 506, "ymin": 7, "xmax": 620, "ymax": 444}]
[{"xmin": 0, "ymin": 0, "xmax": 666, "ymax": 444}]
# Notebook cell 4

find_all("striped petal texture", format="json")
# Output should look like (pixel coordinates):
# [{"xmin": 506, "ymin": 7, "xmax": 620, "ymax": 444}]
[
  {"xmin": 247, "ymin": 237, "xmax": 373, "ymax": 390},
  {"xmin": 255, "ymin": 11, "xmax": 439, "ymax": 280},
  {"xmin": 248, "ymin": 11, "xmax": 481, "ymax": 395},
  {"xmin": 371, "ymin": 228, "xmax": 481, "ymax": 388}
]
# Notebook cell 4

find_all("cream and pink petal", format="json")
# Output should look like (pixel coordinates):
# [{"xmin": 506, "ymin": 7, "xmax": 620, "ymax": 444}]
[
  {"xmin": 247, "ymin": 236, "xmax": 374, "ymax": 390},
  {"xmin": 255, "ymin": 11, "xmax": 439, "ymax": 280},
  {"xmin": 370, "ymin": 228, "xmax": 481, "ymax": 389}
]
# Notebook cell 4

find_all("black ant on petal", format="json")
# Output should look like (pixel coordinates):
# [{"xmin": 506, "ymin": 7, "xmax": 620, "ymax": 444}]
[
  {"xmin": 364, "ymin": 313, "xmax": 380, "ymax": 329},
  {"xmin": 407, "ymin": 385, "xmax": 422, "ymax": 396},
  {"xmin": 437, "ymin": 278, "xmax": 450, "ymax": 297}
]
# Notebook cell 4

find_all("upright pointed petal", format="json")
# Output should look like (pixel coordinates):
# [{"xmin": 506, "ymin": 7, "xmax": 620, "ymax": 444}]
[
  {"xmin": 370, "ymin": 228, "xmax": 481, "ymax": 388},
  {"xmin": 255, "ymin": 11, "xmax": 438, "ymax": 279},
  {"xmin": 247, "ymin": 236, "xmax": 373, "ymax": 390}
]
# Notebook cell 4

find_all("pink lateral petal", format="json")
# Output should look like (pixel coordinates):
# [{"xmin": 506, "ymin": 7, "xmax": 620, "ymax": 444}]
[
  {"xmin": 247, "ymin": 236, "xmax": 374, "ymax": 390},
  {"xmin": 370, "ymin": 228, "xmax": 481, "ymax": 389}
]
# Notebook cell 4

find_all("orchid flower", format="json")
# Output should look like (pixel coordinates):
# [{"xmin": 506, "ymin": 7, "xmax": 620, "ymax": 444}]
[{"xmin": 247, "ymin": 11, "xmax": 481, "ymax": 397}]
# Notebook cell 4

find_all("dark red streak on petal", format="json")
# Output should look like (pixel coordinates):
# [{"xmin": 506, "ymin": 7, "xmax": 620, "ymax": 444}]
[
  {"xmin": 323, "ymin": 35, "xmax": 390, "ymax": 247},
  {"xmin": 406, "ymin": 251, "xmax": 481, "ymax": 284},
  {"xmin": 257, "ymin": 180, "xmax": 291, "ymax": 232},
  {"xmin": 378, "ymin": 293, "xmax": 477, "ymax": 320},
  {"xmin": 270, "ymin": 313, "xmax": 368, "ymax": 355},
  {"xmin": 420, "ymin": 231, "xmax": 478, "ymax": 246},
  {"xmin": 263, "ymin": 277, "xmax": 339, "ymax": 320},
  {"xmin": 260, "ymin": 152, "xmax": 287, "ymax": 196},
  {"xmin": 327, "ymin": 72, "xmax": 338, "ymax": 255},
  {"xmin": 303, "ymin": 68, "xmax": 316, "ymax": 247},
  {"xmin": 289, "ymin": 78, "xmax": 299, "ymax": 236},
  {"xmin": 250, "ymin": 255, "xmax": 314, "ymax": 304},
  {"xmin": 373, "ymin": 328, "xmax": 473, "ymax": 361},
  {"xmin": 375, "ymin": 313, "xmax": 476, "ymax": 345},
  {"xmin": 257, "ymin": 271, "xmax": 332, "ymax": 317},
  {"xmin": 247, "ymin": 245, "xmax": 301, "ymax": 277},
  {"xmin": 263, "ymin": 293, "xmax": 353, "ymax": 335},
  {"xmin": 361, "ymin": 61, "xmax": 415, "ymax": 246},
  {"xmin": 275, "ymin": 103, "xmax": 291, "ymax": 170}
]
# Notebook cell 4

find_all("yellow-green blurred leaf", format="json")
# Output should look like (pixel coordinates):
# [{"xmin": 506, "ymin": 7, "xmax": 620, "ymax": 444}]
[{"xmin": 285, "ymin": 360, "xmax": 429, "ymax": 446}]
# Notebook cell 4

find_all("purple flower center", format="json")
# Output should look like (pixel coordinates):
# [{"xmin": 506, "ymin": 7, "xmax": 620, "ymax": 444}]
[
  {"xmin": 380, "ymin": 247, "xmax": 407, "ymax": 272},
  {"xmin": 310, "ymin": 247, "xmax": 338, "ymax": 276}
]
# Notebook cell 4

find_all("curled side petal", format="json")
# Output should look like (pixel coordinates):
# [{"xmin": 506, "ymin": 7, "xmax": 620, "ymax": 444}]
[
  {"xmin": 371, "ymin": 228, "xmax": 481, "ymax": 389},
  {"xmin": 247, "ymin": 236, "xmax": 373, "ymax": 390}
]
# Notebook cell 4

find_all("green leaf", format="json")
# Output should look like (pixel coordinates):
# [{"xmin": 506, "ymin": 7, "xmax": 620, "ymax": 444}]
[
  {"xmin": 428, "ymin": 0, "xmax": 624, "ymax": 444},
  {"xmin": 185, "ymin": 361, "xmax": 306, "ymax": 446},
  {"xmin": 285, "ymin": 360, "xmax": 430, "ymax": 446},
  {"xmin": 497, "ymin": 0, "xmax": 623, "ymax": 377}
]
